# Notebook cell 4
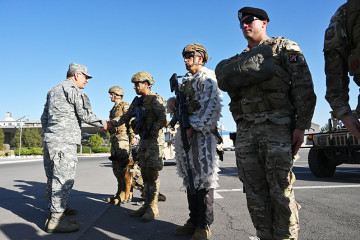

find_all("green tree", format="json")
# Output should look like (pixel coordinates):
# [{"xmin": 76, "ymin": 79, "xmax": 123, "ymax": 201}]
[
  {"xmin": 23, "ymin": 128, "xmax": 42, "ymax": 147},
  {"xmin": 320, "ymin": 123, "xmax": 329, "ymax": 133},
  {"xmin": 12, "ymin": 129, "xmax": 22, "ymax": 148},
  {"xmin": 104, "ymin": 131, "xmax": 111, "ymax": 147},
  {"xmin": 0, "ymin": 129, "xmax": 4, "ymax": 150},
  {"xmin": 89, "ymin": 133, "xmax": 103, "ymax": 148}
]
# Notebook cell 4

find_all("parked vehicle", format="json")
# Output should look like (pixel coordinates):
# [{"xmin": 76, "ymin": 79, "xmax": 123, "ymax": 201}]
[{"xmin": 305, "ymin": 111, "xmax": 360, "ymax": 177}]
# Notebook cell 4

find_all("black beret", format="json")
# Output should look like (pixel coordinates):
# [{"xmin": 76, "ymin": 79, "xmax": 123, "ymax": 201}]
[{"xmin": 238, "ymin": 7, "xmax": 270, "ymax": 22}]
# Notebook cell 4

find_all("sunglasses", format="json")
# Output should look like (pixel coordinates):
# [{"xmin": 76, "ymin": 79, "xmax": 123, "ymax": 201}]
[
  {"xmin": 184, "ymin": 53, "xmax": 195, "ymax": 59},
  {"xmin": 240, "ymin": 16, "xmax": 260, "ymax": 28}
]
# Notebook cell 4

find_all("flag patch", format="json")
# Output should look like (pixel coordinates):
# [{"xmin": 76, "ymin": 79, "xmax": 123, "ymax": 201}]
[{"xmin": 289, "ymin": 52, "xmax": 298, "ymax": 63}]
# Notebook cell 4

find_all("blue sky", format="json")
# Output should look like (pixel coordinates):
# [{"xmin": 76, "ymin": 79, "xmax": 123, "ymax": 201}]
[{"xmin": 0, "ymin": 0, "xmax": 355, "ymax": 131}]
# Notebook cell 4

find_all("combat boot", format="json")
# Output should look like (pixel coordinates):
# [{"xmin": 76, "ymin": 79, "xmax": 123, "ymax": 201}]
[
  {"xmin": 106, "ymin": 193, "xmax": 118, "ymax": 203},
  {"xmin": 141, "ymin": 204, "xmax": 159, "ymax": 222},
  {"xmin": 191, "ymin": 228, "xmax": 211, "ymax": 240},
  {"xmin": 64, "ymin": 205, "xmax": 77, "ymax": 215},
  {"xmin": 129, "ymin": 203, "xmax": 148, "ymax": 217},
  {"xmin": 158, "ymin": 192, "xmax": 166, "ymax": 201},
  {"xmin": 141, "ymin": 178, "xmax": 159, "ymax": 222},
  {"xmin": 114, "ymin": 191, "xmax": 125, "ymax": 205},
  {"xmin": 45, "ymin": 212, "xmax": 79, "ymax": 233},
  {"xmin": 174, "ymin": 222, "xmax": 196, "ymax": 236}
]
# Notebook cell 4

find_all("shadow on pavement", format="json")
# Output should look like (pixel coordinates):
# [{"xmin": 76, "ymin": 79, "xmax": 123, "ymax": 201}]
[
  {"xmin": 0, "ymin": 180, "xmax": 109, "ymax": 239},
  {"xmin": 0, "ymin": 179, "xmax": 187, "ymax": 240},
  {"xmin": 78, "ymin": 204, "xmax": 186, "ymax": 240}
]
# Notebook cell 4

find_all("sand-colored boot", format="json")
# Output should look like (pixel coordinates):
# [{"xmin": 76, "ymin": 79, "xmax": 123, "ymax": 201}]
[
  {"xmin": 130, "ymin": 183, "xmax": 149, "ymax": 217},
  {"xmin": 191, "ymin": 228, "xmax": 211, "ymax": 240},
  {"xmin": 141, "ymin": 179, "xmax": 159, "ymax": 222},
  {"xmin": 158, "ymin": 192, "xmax": 166, "ymax": 201},
  {"xmin": 174, "ymin": 222, "xmax": 196, "ymax": 236},
  {"xmin": 106, "ymin": 192, "xmax": 119, "ymax": 203},
  {"xmin": 44, "ymin": 212, "xmax": 79, "ymax": 233}
]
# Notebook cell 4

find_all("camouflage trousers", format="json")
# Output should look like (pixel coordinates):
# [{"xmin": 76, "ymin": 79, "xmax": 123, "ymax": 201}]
[
  {"xmin": 138, "ymin": 137, "xmax": 164, "ymax": 169},
  {"xmin": 43, "ymin": 142, "xmax": 78, "ymax": 213},
  {"xmin": 111, "ymin": 139, "xmax": 130, "ymax": 194},
  {"xmin": 235, "ymin": 120, "xmax": 300, "ymax": 240},
  {"xmin": 141, "ymin": 167, "xmax": 161, "ymax": 207}
]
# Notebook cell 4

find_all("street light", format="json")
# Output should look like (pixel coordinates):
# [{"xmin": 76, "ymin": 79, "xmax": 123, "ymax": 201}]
[{"xmin": 16, "ymin": 115, "xmax": 29, "ymax": 157}]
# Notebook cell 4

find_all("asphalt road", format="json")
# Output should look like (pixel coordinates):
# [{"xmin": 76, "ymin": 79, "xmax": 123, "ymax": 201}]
[{"xmin": 0, "ymin": 148, "xmax": 359, "ymax": 240}]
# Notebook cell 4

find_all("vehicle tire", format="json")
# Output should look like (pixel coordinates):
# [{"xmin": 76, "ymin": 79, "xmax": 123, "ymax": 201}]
[{"xmin": 308, "ymin": 148, "xmax": 336, "ymax": 178}]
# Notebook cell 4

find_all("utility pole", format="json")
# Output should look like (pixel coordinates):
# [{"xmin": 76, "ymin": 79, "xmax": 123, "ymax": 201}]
[{"xmin": 16, "ymin": 115, "xmax": 29, "ymax": 157}]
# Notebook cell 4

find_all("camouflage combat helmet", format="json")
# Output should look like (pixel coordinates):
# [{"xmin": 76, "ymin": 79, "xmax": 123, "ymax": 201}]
[
  {"xmin": 131, "ymin": 72, "xmax": 154, "ymax": 86},
  {"xmin": 108, "ymin": 86, "xmax": 124, "ymax": 96},
  {"xmin": 182, "ymin": 43, "xmax": 208, "ymax": 63}
]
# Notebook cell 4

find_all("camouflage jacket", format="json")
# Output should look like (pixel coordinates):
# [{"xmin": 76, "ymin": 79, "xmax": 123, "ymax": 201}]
[
  {"xmin": 109, "ymin": 100, "xmax": 135, "ymax": 141},
  {"xmin": 181, "ymin": 67, "xmax": 223, "ymax": 133},
  {"xmin": 324, "ymin": 2, "xmax": 360, "ymax": 119},
  {"xmin": 218, "ymin": 37, "xmax": 316, "ymax": 129},
  {"xmin": 111, "ymin": 91, "xmax": 167, "ymax": 140},
  {"xmin": 41, "ymin": 79, "xmax": 105, "ymax": 145}
]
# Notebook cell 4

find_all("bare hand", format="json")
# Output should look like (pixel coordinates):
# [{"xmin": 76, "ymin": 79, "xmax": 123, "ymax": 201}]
[
  {"xmin": 292, "ymin": 128, "xmax": 305, "ymax": 157},
  {"xmin": 102, "ymin": 120, "xmax": 108, "ymax": 131},
  {"xmin": 186, "ymin": 127, "xmax": 193, "ymax": 142},
  {"xmin": 130, "ymin": 138, "xmax": 137, "ymax": 145},
  {"xmin": 103, "ymin": 121, "xmax": 112, "ymax": 131},
  {"xmin": 167, "ymin": 97, "xmax": 176, "ymax": 111},
  {"xmin": 341, "ymin": 115, "xmax": 360, "ymax": 140}
]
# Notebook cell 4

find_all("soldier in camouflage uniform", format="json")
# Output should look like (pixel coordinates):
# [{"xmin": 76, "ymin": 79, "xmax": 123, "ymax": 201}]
[
  {"xmin": 215, "ymin": 7, "xmax": 316, "ymax": 240},
  {"xmin": 105, "ymin": 72, "xmax": 167, "ymax": 222},
  {"xmin": 325, "ymin": 0, "xmax": 360, "ymax": 140},
  {"xmin": 168, "ymin": 43, "xmax": 222, "ymax": 240},
  {"xmin": 41, "ymin": 63, "xmax": 106, "ymax": 233},
  {"xmin": 106, "ymin": 86, "xmax": 136, "ymax": 205}
]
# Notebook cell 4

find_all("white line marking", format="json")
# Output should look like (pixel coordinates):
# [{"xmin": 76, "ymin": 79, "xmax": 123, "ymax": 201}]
[
  {"xmin": 0, "ymin": 159, "xmax": 42, "ymax": 164},
  {"xmin": 294, "ymin": 185, "xmax": 360, "ymax": 189},
  {"xmin": 216, "ymin": 184, "xmax": 360, "ymax": 193},
  {"xmin": 214, "ymin": 191, "xmax": 223, "ymax": 199},
  {"xmin": 216, "ymin": 189, "xmax": 243, "ymax": 192}
]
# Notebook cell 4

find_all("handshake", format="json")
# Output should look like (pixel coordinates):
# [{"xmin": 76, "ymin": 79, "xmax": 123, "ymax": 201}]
[{"xmin": 102, "ymin": 120, "xmax": 113, "ymax": 131}]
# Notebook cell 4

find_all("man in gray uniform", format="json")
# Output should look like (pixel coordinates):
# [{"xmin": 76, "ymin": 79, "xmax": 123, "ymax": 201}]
[{"xmin": 41, "ymin": 63, "xmax": 106, "ymax": 233}]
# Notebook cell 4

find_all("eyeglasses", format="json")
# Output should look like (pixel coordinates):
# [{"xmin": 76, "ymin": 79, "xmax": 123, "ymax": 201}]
[
  {"xmin": 82, "ymin": 73, "xmax": 90, "ymax": 80},
  {"xmin": 240, "ymin": 16, "xmax": 260, "ymax": 28},
  {"xmin": 184, "ymin": 53, "xmax": 195, "ymax": 59}
]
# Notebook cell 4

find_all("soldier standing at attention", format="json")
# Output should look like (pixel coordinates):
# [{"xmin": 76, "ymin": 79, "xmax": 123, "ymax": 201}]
[
  {"xmin": 106, "ymin": 86, "xmax": 136, "ymax": 205},
  {"xmin": 41, "ymin": 63, "xmax": 106, "ymax": 233},
  {"xmin": 325, "ymin": 0, "xmax": 360, "ymax": 140},
  {"xmin": 104, "ymin": 72, "xmax": 167, "ymax": 222},
  {"xmin": 215, "ymin": 7, "xmax": 316, "ymax": 240},
  {"xmin": 168, "ymin": 43, "xmax": 222, "ymax": 240}
]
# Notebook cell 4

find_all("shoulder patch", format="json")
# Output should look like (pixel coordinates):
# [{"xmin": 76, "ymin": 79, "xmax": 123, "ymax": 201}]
[{"xmin": 289, "ymin": 51, "xmax": 299, "ymax": 63}]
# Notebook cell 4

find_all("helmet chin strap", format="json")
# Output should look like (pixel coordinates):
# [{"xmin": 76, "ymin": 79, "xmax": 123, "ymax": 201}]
[{"xmin": 187, "ymin": 53, "xmax": 204, "ymax": 69}]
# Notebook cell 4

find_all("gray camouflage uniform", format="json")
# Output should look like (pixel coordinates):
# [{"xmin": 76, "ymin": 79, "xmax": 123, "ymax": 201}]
[{"xmin": 41, "ymin": 65, "xmax": 105, "ymax": 213}]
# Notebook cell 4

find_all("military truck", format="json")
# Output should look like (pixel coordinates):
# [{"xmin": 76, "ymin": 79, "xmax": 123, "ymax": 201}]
[{"xmin": 306, "ymin": 111, "xmax": 360, "ymax": 177}]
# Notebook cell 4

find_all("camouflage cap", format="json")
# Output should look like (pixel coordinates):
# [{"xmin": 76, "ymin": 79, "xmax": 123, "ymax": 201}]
[
  {"xmin": 67, "ymin": 63, "xmax": 92, "ymax": 79},
  {"xmin": 238, "ymin": 7, "xmax": 270, "ymax": 22}
]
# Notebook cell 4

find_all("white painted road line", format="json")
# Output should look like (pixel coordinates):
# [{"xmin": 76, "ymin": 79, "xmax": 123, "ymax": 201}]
[
  {"xmin": 215, "ymin": 184, "xmax": 360, "ymax": 196},
  {"xmin": 294, "ymin": 185, "xmax": 360, "ymax": 189},
  {"xmin": 214, "ymin": 191, "xmax": 224, "ymax": 199},
  {"xmin": 0, "ymin": 159, "xmax": 42, "ymax": 164}
]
